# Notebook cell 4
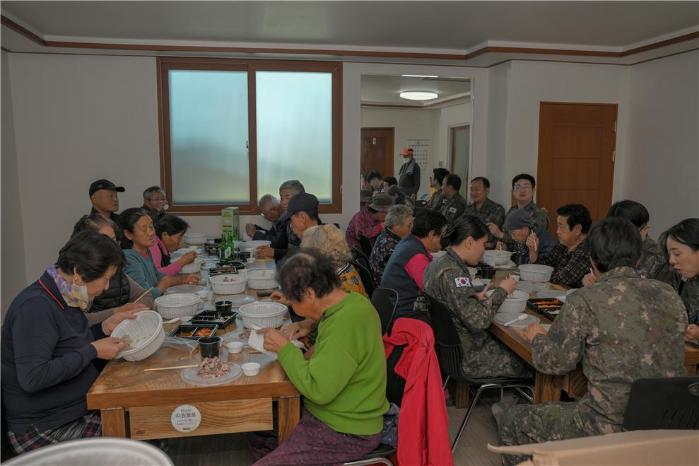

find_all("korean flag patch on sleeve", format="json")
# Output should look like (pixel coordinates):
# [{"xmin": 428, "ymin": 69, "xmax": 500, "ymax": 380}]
[{"xmin": 454, "ymin": 277, "xmax": 471, "ymax": 288}]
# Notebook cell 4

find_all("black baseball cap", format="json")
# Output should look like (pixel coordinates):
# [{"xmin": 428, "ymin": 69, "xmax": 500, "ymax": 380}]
[
  {"xmin": 286, "ymin": 192, "xmax": 319, "ymax": 218},
  {"xmin": 89, "ymin": 179, "xmax": 125, "ymax": 196}
]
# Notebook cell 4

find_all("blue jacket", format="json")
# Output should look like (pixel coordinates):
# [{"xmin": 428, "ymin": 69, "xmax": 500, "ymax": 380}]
[{"xmin": 1, "ymin": 271, "xmax": 103, "ymax": 434}]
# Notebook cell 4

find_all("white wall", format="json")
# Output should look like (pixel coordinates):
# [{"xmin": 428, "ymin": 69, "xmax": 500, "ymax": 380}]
[
  {"xmin": 2, "ymin": 51, "xmax": 27, "ymax": 313},
  {"xmin": 360, "ymin": 106, "xmax": 439, "ymax": 196},
  {"xmin": 495, "ymin": 60, "xmax": 630, "ymax": 205},
  {"xmin": 434, "ymin": 101, "xmax": 473, "ymax": 169},
  {"xmin": 620, "ymin": 50, "xmax": 699, "ymax": 233},
  {"xmin": 485, "ymin": 62, "xmax": 511, "ymax": 206}
]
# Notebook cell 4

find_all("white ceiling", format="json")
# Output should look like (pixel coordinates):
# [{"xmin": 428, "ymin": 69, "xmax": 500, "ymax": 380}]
[
  {"xmin": 361, "ymin": 75, "xmax": 470, "ymax": 107},
  {"xmin": 3, "ymin": 1, "xmax": 698, "ymax": 50}
]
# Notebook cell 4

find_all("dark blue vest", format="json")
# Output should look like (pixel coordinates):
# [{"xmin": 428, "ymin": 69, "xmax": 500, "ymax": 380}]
[{"xmin": 380, "ymin": 235, "xmax": 430, "ymax": 316}]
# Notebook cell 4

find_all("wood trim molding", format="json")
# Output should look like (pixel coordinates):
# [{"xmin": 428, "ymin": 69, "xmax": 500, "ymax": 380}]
[{"xmin": 2, "ymin": 14, "xmax": 697, "ymax": 63}]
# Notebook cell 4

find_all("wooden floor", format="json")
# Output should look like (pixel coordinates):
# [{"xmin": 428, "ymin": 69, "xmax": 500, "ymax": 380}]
[{"xmin": 165, "ymin": 398, "xmax": 503, "ymax": 466}]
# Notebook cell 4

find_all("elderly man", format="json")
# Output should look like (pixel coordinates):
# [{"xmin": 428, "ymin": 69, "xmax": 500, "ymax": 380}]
[
  {"xmin": 497, "ymin": 218, "xmax": 687, "ymax": 466},
  {"xmin": 287, "ymin": 193, "xmax": 322, "ymax": 240},
  {"xmin": 503, "ymin": 209, "xmax": 557, "ymax": 265},
  {"xmin": 397, "ymin": 147, "xmax": 420, "ymax": 199},
  {"xmin": 369, "ymin": 205, "xmax": 413, "ymax": 284},
  {"xmin": 246, "ymin": 194, "xmax": 282, "ymax": 241},
  {"xmin": 346, "ymin": 194, "xmax": 394, "ymax": 251},
  {"xmin": 529, "ymin": 204, "xmax": 591, "ymax": 288},
  {"xmin": 89, "ymin": 179, "xmax": 124, "ymax": 223},
  {"xmin": 488, "ymin": 174, "xmax": 549, "ymax": 243},
  {"xmin": 257, "ymin": 180, "xmax": 305, "ymax": 261},
  {"xmin": 141, "ymin": 186, "xmax": 167, "ymax": 220}
]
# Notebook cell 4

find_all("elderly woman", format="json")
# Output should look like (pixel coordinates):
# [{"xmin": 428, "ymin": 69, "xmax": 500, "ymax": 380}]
[
  {"xmin": 663, "ymin": 219, "xmax": 699, "ymax": 339},
  {"xmin": 250, "ymin": 250, "xmax": 388, "ymax": 465},
  {"xmin": 150, "ymin": 214, "xmax": 197, "ymax": 276},
  {"xmin": 369, "ymin": 204, "xmax": 414, "ymax": 284},
  {"xmin": 119, "ymin": 208, "xmax": 199, "ymax": 298},
  {"xmin": 301, "ymin": 224, "xmax": 367, "ymax": 296},
  {"xmin": 1, "ymin": 232, "xmax": 136, "ymax": 453},
  {"xmin": 71, "ymin": 214, "xmax": 151, "ymax": 324}
]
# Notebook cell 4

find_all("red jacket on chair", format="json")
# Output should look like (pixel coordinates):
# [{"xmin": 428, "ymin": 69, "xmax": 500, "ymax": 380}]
[{"xmin": 383, "ymin": 318, "xmax": 454, "ymax": 466}]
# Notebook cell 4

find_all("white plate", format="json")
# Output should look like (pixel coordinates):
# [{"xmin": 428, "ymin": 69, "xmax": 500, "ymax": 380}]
[
  {"xmin": 180, "ymin": 363, "xmax": 242, "ymax": 386},
  {"xmin": 494, "ymin": 314, "xmax": 540, "ymax": 327}
]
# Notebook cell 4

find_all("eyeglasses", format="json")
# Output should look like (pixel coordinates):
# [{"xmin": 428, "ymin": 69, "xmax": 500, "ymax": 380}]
[{"xmin": 147, "ymin": 197, "xmax": 167, "ymax": 203}]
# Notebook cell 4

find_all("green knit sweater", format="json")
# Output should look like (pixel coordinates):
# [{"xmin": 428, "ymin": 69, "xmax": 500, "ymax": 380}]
[
  {"xmin": 123, "ymin": 249, "xmax": 164, "ymax": 298},
  {"xmin": 278, "ymin": 291, "xmax": 389, "ymax": 435}
]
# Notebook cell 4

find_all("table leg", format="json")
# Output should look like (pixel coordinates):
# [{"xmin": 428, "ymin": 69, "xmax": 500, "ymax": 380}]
[
  {"xmin": 533, "ymin": 373, "xmax": 562, "ymax": 403},
  {"xmin": 277, "ymin": 396, "xmax": 300, "ymax": 443},
  {"xmin": 100, "ymin": 408, "xmax": 127, "ymax": 437}
]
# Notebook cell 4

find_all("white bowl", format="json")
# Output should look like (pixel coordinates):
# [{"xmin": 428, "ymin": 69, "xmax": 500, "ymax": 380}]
[
  {"xmin": 483, "ymin": 250, "xmax": 514, "ymax": 266},
  {"xmin": 518, "ymin": 264, "xmax": 554, "ymax": 282},
  {"xmin": 226, "ymin": 341, "xmax": 244, "ymax": 353},
  {"xmin": 242, "ymin": 362, "xmax": 261, "ymax": 376},
  {"xmin": 179, "ymin": 257, "xmax": 203, "ymax": 274},
  {"xmin": 238, "ymin": 301, "xmax": 287, "ymax": 329},
  {"xmin": 247, "ymin": 269, "xmax": 278, "ymax": 290},
  {"xmin": 154, "ymin": 293, "xmax": 202, "ymax": 320},
  {"xmin": 210, "ymin": 273, "xmax": 247, "ymax": 295},
  {"xmin": 112, "ymin": 310, "xmax": 165, "ymax": 362},
  {"xmin": 183, "ymin": 232, "xmax": 207, "ymax": 245},
  {"xmin": 488, "ymin": 289, "xmax": 529, "ymax": 317},
  {"xmin": 165, "ymin": 284, "xmax": 206, "ymax": 295}
]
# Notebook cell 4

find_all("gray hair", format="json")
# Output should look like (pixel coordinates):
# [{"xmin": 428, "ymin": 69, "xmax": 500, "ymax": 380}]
[
  {"xmin": 143, "ymin": 186, "xmax": 165, "ymax": 200},
  {"xmin": 279, "ymin": 180, "xmax": 305, "ymax": 196},
  {"xmin": 385, "ymin": 204, "xmax": 413, "ymax": 229},
  {"xmin": 258, "ymin": 194, "xmax": 279, "ymax": 208}
]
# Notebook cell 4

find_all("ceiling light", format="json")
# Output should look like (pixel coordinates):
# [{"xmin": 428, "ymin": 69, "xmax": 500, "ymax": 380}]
[
  {"xmin": 400, "ymin": 91, "xmax": 439, "ymax": 101},
  {"xmin": 401, "ymin": 74, "xmax": 439, "ymax": 78}
]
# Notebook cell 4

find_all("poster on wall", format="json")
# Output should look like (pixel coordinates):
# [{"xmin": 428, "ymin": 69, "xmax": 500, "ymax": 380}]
[{"xmin": 407, "ymin": 139, "xmax": 431, "ymax": 171}]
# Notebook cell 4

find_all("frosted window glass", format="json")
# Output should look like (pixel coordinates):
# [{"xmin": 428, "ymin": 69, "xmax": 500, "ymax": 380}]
[
  {"xmin": 169, "ymin": 70, "xmax": 249, "ymax": 205},
  {"xmin": 256, "ymin": 72, "xmax": 333, "ymax": 203}
]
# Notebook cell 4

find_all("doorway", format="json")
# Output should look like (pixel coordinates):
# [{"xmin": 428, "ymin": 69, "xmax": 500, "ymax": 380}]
[
  {"xmin": 361, "ymin": 127, "xmax": 395, "ymax": 180},
  {"xmin": 450, "ymin": 125, "xmax": 470, "ymax": 196},
  {"xmin": 537, "ymin": 102, "xmax": 617, "ymax": 227}
]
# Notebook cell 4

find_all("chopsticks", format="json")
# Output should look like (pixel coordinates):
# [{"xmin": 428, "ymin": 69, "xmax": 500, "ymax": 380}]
[
  {"xmin": 144, "ymin": 364, "xmax": 198, "ymax": 372},
  {"xmin": 132, "ymin": 287, "xmax": 154, "ymax": 304}
]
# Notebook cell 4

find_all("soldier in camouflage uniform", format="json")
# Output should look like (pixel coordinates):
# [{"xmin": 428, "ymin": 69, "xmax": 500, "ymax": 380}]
[
  {"xmin": 423, "ymin": 216, "xmax": 531, "ymax": 378},
  {"xmin": 498, "ymin": 218, "xmax": 688, "ymax": 466},
  {"xmin": 664, "ymin": 218, "xmax": 699, "ymax": 325},
  {"xmin": 607, "ymin": 200, "xmax": 675, "ymax": 283},
  {"xmin": 488, "ymin": 174, "xmax": 549, "ymax": 245},
  {"xmin": 463, "ymin": 177, "xmax": 506, "ymax": 249},
  {"xmin": 437, "ymin": 174, "xmax": 468, "ymax": 230}
]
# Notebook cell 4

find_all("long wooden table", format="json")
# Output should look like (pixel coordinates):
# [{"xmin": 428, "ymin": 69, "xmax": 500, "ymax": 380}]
[
  {"xmin": 488, "ymin": 272, "xmax": 699, "ymax": 403},
  {"xmin": 87, "ymin": 283, "xmax": 301, "ymax": 442}
]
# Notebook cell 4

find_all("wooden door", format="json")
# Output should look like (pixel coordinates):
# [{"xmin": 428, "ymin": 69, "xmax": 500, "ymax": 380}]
[
  {"xmin": 537, "ymin": 102, "xmax": 617, "ymax": 228},
  {"xmin": 450, "ymin": 125, "xmax": 470, "ymax": 196},
  {"xmin": 361, "ymin": 128, "xmax": 395, "ymax": 179}
]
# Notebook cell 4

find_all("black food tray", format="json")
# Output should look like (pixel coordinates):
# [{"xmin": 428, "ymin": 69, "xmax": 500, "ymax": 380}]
[
  {"xmin": 170, "ymin": 323, "xmax": 219, "ymax": 340},
  {"xmin": 527, "ymin": 298, "xmax": 563, "ymax": 320},
  {"xmin": 191, "ymin": 310, "xmax": 237, "ymax": 328}
]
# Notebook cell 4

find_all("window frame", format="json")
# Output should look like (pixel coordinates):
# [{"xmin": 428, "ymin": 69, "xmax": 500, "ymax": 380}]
[{"xmin": 157, "ymin": 57, "xmax": 343, "ymax": 215}]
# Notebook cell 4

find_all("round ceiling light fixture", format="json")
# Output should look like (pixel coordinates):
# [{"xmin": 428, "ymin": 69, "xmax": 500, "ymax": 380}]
[{"xmin": 399, "ymin": 91, "xmax": 438, "ymax": 101}]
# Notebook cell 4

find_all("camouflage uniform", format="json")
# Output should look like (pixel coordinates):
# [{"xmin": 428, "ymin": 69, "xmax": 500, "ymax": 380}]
[
  {"xmin": 425, "ymin": 191, "xmax": 443, "ymax": 211},
  {"xmin": 463, "ymin": 197, "xmax": 507, "ymax": 229},
  {"xmin": 679, "ymin": 276, "xmax": 699, "ymax": 324},
  {"xmin": 423, "ymin": 249, "xmax": 531, "ymax": 378},
  {"xmin": 498, "ymin": 266, "xmax": 688, "ymax": 465},
  {"xmin": 438, "ymin": 193, "xmax": 468, "ymax": 227},
  {"xmin": 638, "ymin": 237, "xmax": 675, "ymax": 284}
]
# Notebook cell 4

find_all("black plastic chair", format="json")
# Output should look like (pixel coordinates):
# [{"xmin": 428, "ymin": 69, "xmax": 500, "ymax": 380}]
[
  {"xmin": 425, "ymin": 294, "xmax": 533, "ymax": 452},
  {"xmin": 371, "ymin": 288, "xmax": 399, "ymax": 335},
  {"xmin": 359, "ymin": 235, "xmax": 373, "ymax": 258},
  {"xmin": 351, "ymin": 248, "xmax": 377, "ymax": 298},
  {"xmin": 622, "ymin": 377, "xmax": 699, "ymax": 430}
]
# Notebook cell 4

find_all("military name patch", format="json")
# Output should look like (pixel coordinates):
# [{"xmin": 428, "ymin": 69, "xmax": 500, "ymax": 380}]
[{"xmin": 454, "ymin": 277, "xmax": 471, "ymax": 288}]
